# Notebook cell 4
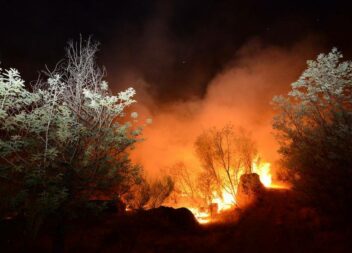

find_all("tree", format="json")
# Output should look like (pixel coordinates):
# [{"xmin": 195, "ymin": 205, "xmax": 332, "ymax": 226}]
[
  {"xmin": 125, "ymin": 175, "xmax": 174, "ymax": 209},
  {"xmin": 194, "ymin": 124, "xmax": 257, "ymax": 204},
  {"xmin": 196, "ymin": 171, "xmax": 217, "ymax": 206},
  {"xmin": 0, "ymin": 38, "xmax": 142, "ymax": 248},
  {"xmin": 272, "ymin": 48, "xmax": 352, "ymax": 224},
  {"xmin": 169, "ymin": 162, "xmax": 198, "ymax": 199},
  {"xmin": 147, "ymin": 176, "xmax": 174, "ymax": 208}
]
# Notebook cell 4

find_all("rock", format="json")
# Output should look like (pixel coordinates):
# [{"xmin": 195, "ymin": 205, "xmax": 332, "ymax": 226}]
[
  {"xmin": 236, "ymin": 173, "xmax": 264, "ymax": 209},
  {"xmin": 143, "ymin": 206, "xmax": 198, "ymax": 230}
]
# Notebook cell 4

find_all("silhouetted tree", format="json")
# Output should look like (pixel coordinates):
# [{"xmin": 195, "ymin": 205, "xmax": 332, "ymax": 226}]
[
  {"xmin": 126, "ymin": 175, "xmax": 174, "ymax": 209},
  {"xmin": 169, "ymin": 162, "xmax": 198, "ymax": 199},
  {"xmin": 195, "ymin": 124, "xmax": 257, "ymax": 204}
]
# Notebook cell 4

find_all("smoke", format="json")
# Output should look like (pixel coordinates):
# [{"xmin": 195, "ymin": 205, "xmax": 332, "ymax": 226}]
[
  {"xmin": 127, "ymin": 38, "xmax": 322, "ymax": 178},
  {"xmin": 100, "ymin": 2, "xmax": 326, "ymax": 178}
]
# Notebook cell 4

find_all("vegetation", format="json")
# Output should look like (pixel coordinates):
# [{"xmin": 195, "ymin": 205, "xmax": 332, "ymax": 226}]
[
  {"xmin": 125, "ymin": 175, "xmax": 174, "ymax": 209},
  {"xmin": 0, "ymin": 39, "xmax": 142, "ymax": 242},
  {"xmin": 169, "ymin": 162, "xmax": 199, "ymax": 201},
  {"xmin": 1, "ymin": 39, "xmax": 351, "ymax": 252},
  {"xmin": 194, "ymin": 125, "xmax": 257, "ymax": 204},
  {"xmin": 272, "ymin": 48, "xmax": 352, "ymax": 225}
]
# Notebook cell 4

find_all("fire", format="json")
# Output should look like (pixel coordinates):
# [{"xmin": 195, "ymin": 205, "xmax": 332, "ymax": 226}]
[
  {"xmin": 253, "ymin": 161, "xmax": 272, "ymax": 187},
  {"xmin": 213, "ymin": 191, "xmax": 236, "ymax": 211},
  {"xmin": 189, "ymin": 208, "xmax": 211, "ymax": 224},
  {"xmin": 185, "ymin": 159, "xmax": 278, "ymax": 224}
]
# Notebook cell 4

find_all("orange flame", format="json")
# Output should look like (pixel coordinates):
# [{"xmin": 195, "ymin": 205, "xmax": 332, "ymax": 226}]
[
  {"xmin": 253, "ymin": 161, "xmax": 272, "ymax": 187},
  {"xmin": 187, "ymin": 159, "xmax": 278, "ymax": 224}
]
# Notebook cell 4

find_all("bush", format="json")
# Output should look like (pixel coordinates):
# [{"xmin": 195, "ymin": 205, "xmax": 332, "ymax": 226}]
[{"xmin": 272, "ymin": 48, "xmax": 352, "ymax": 225}]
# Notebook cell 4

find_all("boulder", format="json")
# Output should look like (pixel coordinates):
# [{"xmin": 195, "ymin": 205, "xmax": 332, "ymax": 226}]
[
  {"xmin": 143, "ymin": 206, "xmax": 198, "ymax": 230},
  {"xmin": 236, "ymin": 173, "xmax": 264, "ymax": 209}
]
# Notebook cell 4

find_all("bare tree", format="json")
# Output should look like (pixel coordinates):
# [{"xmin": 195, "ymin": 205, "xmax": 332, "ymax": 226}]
[
  {"xmin": 148, "ymin": 176, "xmax": 174, "ymax": 208},
  {"xmin": 197, "ymin": 171, "xmax": 216, "ymax": 206},
  {"xmin": 195, "ymin": 124, "xmax": 258, "ymax": 202},
  {"xmin": 169, "ymin": 162, "xmax": 197, "ymax": 199},
  {"xmin": 125, "ymin": 178, "xmax": 151, "ymax": 210},
  {"xmin": 125, "ymin": 176, "xmax": 174, "ymax": 209},
  {"xmin": 237, "ymin": 128, "xmax": 257, "ymax": 174}
]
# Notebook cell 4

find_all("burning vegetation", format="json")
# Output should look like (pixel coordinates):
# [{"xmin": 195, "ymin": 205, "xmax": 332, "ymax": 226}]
[
  {"xmin": 126, "ymin": 124, "xmax": 287, "ymax": 224},
  {"xmin": 1, "ymin": 39, "xmax": 352, "ymax": 253}
]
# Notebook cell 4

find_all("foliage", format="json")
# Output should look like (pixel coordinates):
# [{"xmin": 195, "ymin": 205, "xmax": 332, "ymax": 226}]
[
  {"xmin": 0, "ymin": 39, "xmax": 142, "ymax": 234},
  {"xmin": 272, "ymin": 48, "xmax": 352, "ymax": 223}
]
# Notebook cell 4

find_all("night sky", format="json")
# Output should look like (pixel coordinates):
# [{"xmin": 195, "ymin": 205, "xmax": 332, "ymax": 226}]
[{"xmin": 1, "ymin": 0, "xmax": 352, "ymax": 102}]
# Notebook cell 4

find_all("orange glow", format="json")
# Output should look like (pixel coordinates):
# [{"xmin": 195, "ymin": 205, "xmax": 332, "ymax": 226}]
[
  {"xmin": 253, "ymin": 160, "xmax": 272, "ymax": 187},
  {"xmin": 188, "ymin": 208, "xmax": 211, "ymax": 224},
  {"xmin": 213, "ymin": 190, "xmax": 236, "ymax": 211},
  {"xmin": 129, "ymin": 44, "xmax": 310, "ymax": 224},
  {"xmin": 170, "ymin": 157, "xmax": 285, "ymax": 224}
]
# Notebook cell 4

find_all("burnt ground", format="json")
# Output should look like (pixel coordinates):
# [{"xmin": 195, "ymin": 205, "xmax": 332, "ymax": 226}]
[{"xmin": 1, "ymin": 188, "xmax": 351, "ymax": 253}]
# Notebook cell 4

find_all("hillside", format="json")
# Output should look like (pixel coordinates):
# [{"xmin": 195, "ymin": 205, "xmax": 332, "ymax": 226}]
[{"xmin": 3, "ymin": 188, "xmax": 350, "ymax": 253}]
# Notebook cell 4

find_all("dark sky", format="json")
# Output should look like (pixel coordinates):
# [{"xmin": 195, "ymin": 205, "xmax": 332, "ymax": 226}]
[{"xmin": 1, "ymin": 0, "xmax": 352, "ymax": 102}]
